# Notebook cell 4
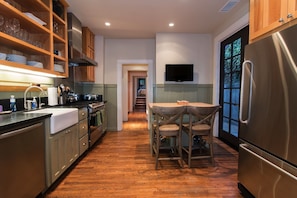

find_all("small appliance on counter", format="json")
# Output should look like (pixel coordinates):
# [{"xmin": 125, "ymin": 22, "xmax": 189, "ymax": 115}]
[
  {"xmin": 57, "ymin": 84, "xmax": 68, "ymax": 105},
  {"xmin": 83, "ymin": 94, "xmax": 103, "ymax": 102},
  {"xmin": 67, "ymin": 92, "xmax": 81, "ymax": 103}
]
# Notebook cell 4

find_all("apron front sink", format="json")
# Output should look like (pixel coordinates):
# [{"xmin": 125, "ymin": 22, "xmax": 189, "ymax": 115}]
[{"xmin": 24, "ymin": 108, "xmax": 78, "ymax": 134}]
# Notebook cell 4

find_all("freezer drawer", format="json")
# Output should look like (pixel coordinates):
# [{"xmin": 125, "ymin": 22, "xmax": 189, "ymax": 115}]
[{"xmin": 238, "ymin": 144, "xmax": 297, "ymax": 198}]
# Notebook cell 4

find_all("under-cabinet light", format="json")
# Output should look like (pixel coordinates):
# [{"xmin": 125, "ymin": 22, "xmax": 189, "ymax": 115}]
[{"xmin": 0, "ymin": 64, "xmax": 64, "ymax": 78}]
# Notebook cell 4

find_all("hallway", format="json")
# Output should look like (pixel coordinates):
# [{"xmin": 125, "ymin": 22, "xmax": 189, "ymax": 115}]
[{"xmin": 46, "ymin": 112, "xmax": 242, "ymax": 198}]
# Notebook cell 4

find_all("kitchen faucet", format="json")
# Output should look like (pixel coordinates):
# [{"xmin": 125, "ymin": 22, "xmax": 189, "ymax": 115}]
[{"xmin": 24, "ymin": 85, "xmax": 45, "ymax": 110}]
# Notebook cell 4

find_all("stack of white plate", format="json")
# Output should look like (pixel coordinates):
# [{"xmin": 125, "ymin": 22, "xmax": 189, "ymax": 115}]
[
  {"xmin": 23, "ymin": 12, "xmax": 47, "ymax": 26},
  {"xmin": 54, "ymin": 64, "xmax": 64, "ymax": 72},
  {"xmin": 6, "ymin": 54, "xmax": 27, "ymax": 64},
  {"xmin": 0, "ymin": 53, "xmax": 6, "ymax": 60},
  {"xmin": 27, "ymin": 61, "xmax": 43, "ymax": 68}
]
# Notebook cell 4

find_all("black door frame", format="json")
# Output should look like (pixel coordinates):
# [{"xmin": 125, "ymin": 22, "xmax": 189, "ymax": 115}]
[{"xmin": 219, "ymin": 26, "xmax": 249, "ymax": 150}]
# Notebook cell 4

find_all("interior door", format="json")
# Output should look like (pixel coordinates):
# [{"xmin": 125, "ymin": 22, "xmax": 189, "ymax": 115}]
[{"xmin": 219, "ymin": 26, "xmax": 249, "ymax": 149}]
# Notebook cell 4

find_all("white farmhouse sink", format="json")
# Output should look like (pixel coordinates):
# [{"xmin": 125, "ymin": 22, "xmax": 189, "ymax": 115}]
[{"xmin": 25, "ymin": 108, "xmax": 78, "ymax": 134}]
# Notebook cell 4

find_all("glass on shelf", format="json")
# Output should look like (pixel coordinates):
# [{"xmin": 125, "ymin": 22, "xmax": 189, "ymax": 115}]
[
  {"xmin": 0, "ymin": 15, "xmax": 4, "ymax": 32},
  {"xmin": 16, "ymin": 28, "xmax": 29, "ymax": 41},
  {"xmin": 2, "ymin": 17, "xmax": 20, "ymax": 37}
]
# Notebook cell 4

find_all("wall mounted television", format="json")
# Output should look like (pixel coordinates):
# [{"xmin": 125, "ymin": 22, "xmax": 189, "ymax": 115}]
[{"xmin": 165, "ymin": 64, "xmax": 194, "ymax": 82}]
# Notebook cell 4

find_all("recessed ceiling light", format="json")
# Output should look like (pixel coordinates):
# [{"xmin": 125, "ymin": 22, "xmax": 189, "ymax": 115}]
[
  {"xmin": 169, "ymin": 23, "xmax": 174, "ymax": 27},
  {"xmin": 105, "ymin": 22, "xmax": 111, "ymax": 26}
]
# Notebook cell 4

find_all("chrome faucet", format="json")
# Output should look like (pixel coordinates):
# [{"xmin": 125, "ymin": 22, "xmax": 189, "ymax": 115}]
[{"xmin": 24, "ymin": 85, "xmax": 45, "ymax": 110}]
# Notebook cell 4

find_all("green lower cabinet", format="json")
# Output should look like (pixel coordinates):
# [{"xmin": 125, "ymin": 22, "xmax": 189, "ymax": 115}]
[{"xmin": 49, "ymin": 124, "xmax": 79, "ymax": 184}]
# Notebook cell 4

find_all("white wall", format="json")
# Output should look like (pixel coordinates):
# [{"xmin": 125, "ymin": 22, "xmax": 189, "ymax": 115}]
[
  {"xmin": 156, "ymin": 33, "xmax": 213, "ymax": 84},
  {"xmin": 104, "ymin": 39, "xmax": 155, "ymax": 84}
]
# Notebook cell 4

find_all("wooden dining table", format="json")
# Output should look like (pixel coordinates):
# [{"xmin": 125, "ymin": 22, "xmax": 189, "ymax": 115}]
[
  {"xmin": 148, "ymin": 102, "xmax": 216, "ymax": 109},
  {"xmin": 148, "ymin": 102, "xmax": 218, "ymax": 154}
]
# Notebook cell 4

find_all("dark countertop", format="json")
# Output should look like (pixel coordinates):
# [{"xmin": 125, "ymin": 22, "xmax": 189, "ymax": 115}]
[
  {"xmin": 0, "ymin": 101, "xmax": 106, "ymax": 133},
  {"xmin": 53, "ymin": 101, "xmax": 107, "ymax": 108},
  {"xmin": 0, "ymin": 105, "xmax": 84, "ymax": 130},
  {"xmin": 0, "ymin": 111, "xmax": 52, "ymax": 134}
]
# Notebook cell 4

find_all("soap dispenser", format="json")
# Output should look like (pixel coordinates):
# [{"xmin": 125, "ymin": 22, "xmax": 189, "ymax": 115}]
[
  {"xmin": 32, "ymin": 97, "xmax": 37, "ymax": 109},
  {"xmin": 10, "ymin": 95, "xmax": 17, "ymax": 112}
]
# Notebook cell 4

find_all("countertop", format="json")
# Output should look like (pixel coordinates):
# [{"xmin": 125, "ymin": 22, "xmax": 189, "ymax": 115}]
[
  {"xmin": 0, "ymin": 111, "xmax": 51, "ymax": 133},
  {"xmin": 0, "ymin": 101, "xmax": 106, "ymax": 132},
  {"xmin": 53, "ymin": 101, "xmax": 106, "ymax": 109}
]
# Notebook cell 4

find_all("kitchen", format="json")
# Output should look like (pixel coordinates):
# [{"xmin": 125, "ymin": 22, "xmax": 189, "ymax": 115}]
[{"xmin": 0, "ymin": 0, "xmax": 297, "ymax": 197}]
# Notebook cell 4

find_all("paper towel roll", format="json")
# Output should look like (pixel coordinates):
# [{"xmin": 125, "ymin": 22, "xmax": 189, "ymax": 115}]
[{"xmin": 48, "ymin": 87, "xmax": 58, "ymax": 106}]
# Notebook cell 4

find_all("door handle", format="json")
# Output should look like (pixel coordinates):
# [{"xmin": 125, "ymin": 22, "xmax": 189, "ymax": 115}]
[
  {"xmin": 240, "ymin": 144, "xmax": 297, "ymax": 181},
  {"xmin": 239, "ymin": 60, "xmax": 254, "ymax": 124}
]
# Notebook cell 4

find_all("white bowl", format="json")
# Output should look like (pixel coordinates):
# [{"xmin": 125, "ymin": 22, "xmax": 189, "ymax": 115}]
[
  {"xmin": 54, "ymin": 64, "xmax": 64, "ymax": 72},
  {"xmin": 6, "ymin": 54, "xmax": 27, "ymax": 64},
  {"xmin": 27, "ymin": 61, "xmax": 43, "ymax": 68},
  {"xmin": 0, "ymin": 53, "xmax": 6, "ymax": 60}
]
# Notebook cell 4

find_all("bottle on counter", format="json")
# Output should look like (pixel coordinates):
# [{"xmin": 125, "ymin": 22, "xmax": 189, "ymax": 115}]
[
  {"xmin": 10, "ymin": 95, "xmax": 17, "ymax": 112},
  {"xmin": 32, "ymin": 97, "xmax": 37, "ymax": 109}
]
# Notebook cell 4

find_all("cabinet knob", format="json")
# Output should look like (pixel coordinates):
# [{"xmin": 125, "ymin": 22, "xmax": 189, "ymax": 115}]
[
  {"xmin": 82, "ymin": 143, "xmax": 86, "ymax": 146},
  {"xmin": 287, "ymin": 13, "xmax": 293, "ymax": 19},
  {"xmin": 279, "ymin": 18, "xmax": 284, "ymax": 23}
]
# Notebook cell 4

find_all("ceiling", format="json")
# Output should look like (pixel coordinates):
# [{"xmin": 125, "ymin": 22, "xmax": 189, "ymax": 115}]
[{"xmin": 66, "ymin": 0, "xmax": 249, "ymax": 39}]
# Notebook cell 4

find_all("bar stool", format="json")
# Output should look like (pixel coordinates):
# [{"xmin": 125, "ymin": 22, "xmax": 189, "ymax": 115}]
[
  {"xmin": 151, "ymin": 105, "xmax": 186, "ymax": 169},
  {"xmin": 182, "ymin": 105, "xmax": 220, "ymax": 168}
]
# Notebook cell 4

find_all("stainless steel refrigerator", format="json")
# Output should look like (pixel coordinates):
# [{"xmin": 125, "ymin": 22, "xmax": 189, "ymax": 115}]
[{"xmin": 238, "ymin": 24, "xmax": 297, "ymax": 197}]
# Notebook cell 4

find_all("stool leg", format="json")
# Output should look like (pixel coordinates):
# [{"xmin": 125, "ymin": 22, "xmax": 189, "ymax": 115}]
[
  {"xmin": 178, "ymin": 132, "xmax": 183, "ymax": 168},
  {"xmin": 188, "ymin": 134, "xmax": 193, "ymax": 168},
  {"xmin": 155, "ymin": 134, "xmax": 160, "ymax": 169},
  {"xmin": 209, "ymin": 141, "xmax": 214, "ymax": 166}
]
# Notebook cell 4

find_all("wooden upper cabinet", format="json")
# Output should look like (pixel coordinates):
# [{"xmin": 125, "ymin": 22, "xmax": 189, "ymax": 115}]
[
  {"xmin": 74, "ymin": 27, "xmax": 95, "ymax": 82},
  {"xmin": 0, "ymin": 0, "xmax": 69, "ymax": 77},
  {"xmin": 74, "ymin": 66, "xmax": 95, "ymax": 82},
  {"xmin": 249, "ymin": 0, "xmax": 297, "ymax": 42},
  {"xmin": 82, "ymin": 27, "xmax": 94, "ymax": 59},
  {"xmin": 288, "ymin": 0, "xmax": 297, "ymax": 19}
]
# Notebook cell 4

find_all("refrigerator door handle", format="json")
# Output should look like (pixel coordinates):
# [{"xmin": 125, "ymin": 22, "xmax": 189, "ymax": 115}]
[
  {"xmin": 240, "ymin": 144, "xmax": 297, "ymax": 181},
  {"xmin": 239, "ymin": 60, "xmax": 254, "ymax": 124}
]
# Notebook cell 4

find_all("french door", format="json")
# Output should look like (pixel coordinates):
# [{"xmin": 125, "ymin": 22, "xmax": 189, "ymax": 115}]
[{"xmin": 219, "ymin": 26, "xmax": 249, "ymax": 149}]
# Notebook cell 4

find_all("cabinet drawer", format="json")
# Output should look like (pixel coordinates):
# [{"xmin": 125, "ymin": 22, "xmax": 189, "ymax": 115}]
[
  {"xmin": 79, "ymin": 134, "xmax": 89, "ymax": 155},
  {"xmin": 78, "ymin": 108, "xmax": 88, "ymax": 120},
  {"xmin": 78, "ymin": 119, "xmax": 88, "ymax": 137}
]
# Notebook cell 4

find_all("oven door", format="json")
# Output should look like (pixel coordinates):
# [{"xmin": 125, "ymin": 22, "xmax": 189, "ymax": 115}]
[{"xmin": 89, "ymin": 110, "xmax": 103, "ymax": 147}]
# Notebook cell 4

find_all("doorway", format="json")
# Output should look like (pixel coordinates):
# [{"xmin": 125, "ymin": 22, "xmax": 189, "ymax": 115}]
[
  {"xmin": 134, "ymin": 77, "xmax": 146, "ymax": 112},
  {"xmin": 117, "ymin": 59, "xmax": 154, "ymax": 131},
  {"xmin": 219, "ymin": 26, "xmax": 249, "ymax": 149}
]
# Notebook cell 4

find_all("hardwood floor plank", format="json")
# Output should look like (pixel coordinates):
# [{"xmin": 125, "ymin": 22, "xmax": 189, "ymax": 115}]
[{"xmin": 45, "ymin": 112, "xmax": 243, "ymax": 198}]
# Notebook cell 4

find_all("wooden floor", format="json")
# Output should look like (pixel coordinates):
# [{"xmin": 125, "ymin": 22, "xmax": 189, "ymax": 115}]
[{"xmin": 45, "ymin": 112, "xmax": 243, "ymax": 198}]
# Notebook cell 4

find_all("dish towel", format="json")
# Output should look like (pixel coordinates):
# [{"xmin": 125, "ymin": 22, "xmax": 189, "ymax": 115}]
[{"xmin": 95, "ymin": 111, "xmax": 102, "ymax": 126}]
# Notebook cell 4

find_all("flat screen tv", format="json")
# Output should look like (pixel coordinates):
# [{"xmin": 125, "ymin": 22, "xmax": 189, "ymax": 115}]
[{"xmin": 165, "ymin": 64, "xmax": 194, "ymax": 82}]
